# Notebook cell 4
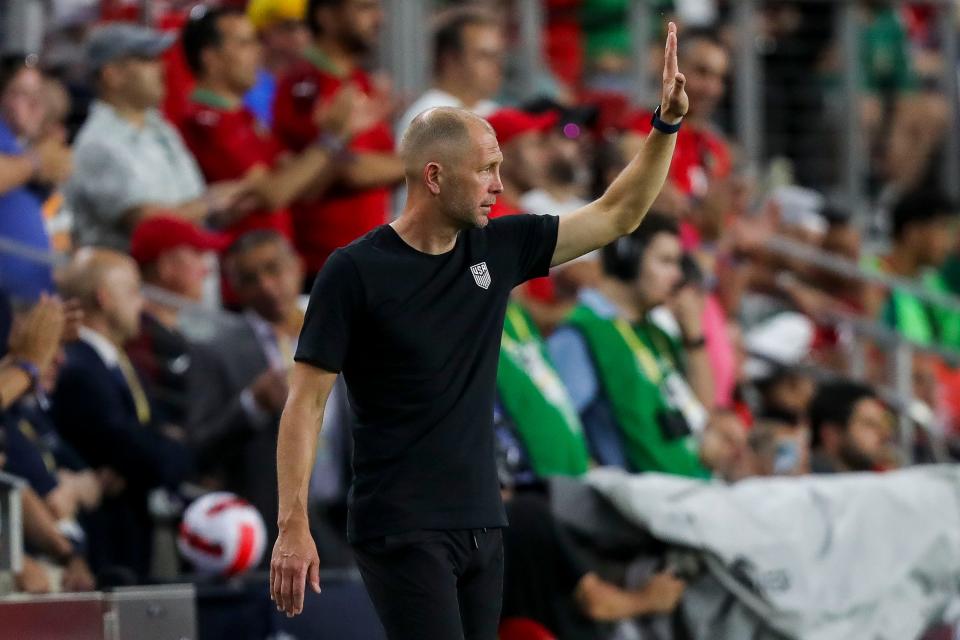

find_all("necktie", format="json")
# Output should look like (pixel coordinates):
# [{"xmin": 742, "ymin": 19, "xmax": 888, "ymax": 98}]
[{"xmin": 115, "ymin": 351, "xmax": 152, "ymax": 426}]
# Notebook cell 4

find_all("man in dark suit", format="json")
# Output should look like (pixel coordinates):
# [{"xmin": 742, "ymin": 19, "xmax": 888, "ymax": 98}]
[
  {"xmin": 190, "ymin": 230, "xmax": 300, "ymax": 549},
  {"xmin": 52, "ymin": 248, "xmax": 192, "ymax": 581},
  {"xmin": 194, "ymin": 230, "xmax": 351, "ymax": 557}
]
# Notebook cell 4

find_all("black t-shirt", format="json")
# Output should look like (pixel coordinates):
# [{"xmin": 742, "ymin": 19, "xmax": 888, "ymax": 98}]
[{"xmin": 295, "ymin": 214, "xmax": 559, "ymax": 542}]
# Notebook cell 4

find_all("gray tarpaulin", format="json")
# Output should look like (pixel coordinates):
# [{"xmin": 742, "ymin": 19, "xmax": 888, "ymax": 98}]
[{"xmin": 551, "ymin": 466, "xmax": 960, "ymax": 640}]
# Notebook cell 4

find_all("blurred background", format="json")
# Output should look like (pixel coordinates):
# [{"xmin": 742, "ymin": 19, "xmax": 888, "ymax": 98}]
[{"xmin": 2, "ymin": 1, "xmax": 960, "ymax": 639}]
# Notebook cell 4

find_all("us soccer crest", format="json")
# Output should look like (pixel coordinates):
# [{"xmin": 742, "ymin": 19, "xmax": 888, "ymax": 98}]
[{"xmin": 470, "ymin": 262, "xmax": 491, "ymax": 289}]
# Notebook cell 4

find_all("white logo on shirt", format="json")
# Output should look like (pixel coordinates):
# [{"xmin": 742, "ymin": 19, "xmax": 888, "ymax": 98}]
[{"xmin": 470, "ymin": 262, "xmax": 491, "ymax": 289}]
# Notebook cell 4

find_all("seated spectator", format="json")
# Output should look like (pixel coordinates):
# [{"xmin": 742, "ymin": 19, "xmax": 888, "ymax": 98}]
[
  {"xmin": 52, "ymin": 248, "xmax": 193, "ymax": 580},
  {"xmin": 0, "ymin": 55, "xmax": 72, "ymax": 301},
  {"xmin": 245, "ymin": 0, "xmax": 311, "ymax": 126},
  {"xmin": 125, "ymin": 216, "xmax": 230, "ymax": 426},
  {"xmin": 65, "ymin": 24, "xmax": 249, "ymax": 250},
  {"xmin": 502, "ymin": 491, "xmax": 685, "ymax": 640},
  {"xmin": 740, "ymin": 311, "xmax": 817, "ymax": 419},
  {"xmin": 497, "ymin": 301, "xmax": 591, "ymax": 478},
  {"xmin": 549, "ymin": 213, "xmax": 721, "ymax": 477},
  {"xmin": 855, "ymin": 0, "xmax": 948, "ymax": 193},
  {"xmin": 395, "ymin": 6, "xmax": 504, "ymax": 135},
  {"xmin": 808, "ymin": 380, "xmax": 896, "ymax": 473},
  {"xmin": 486, "ymin": 109, "xmax": 555, "ymax": 219},
  {"xmin": 3, "ymin": 298, "xmax": 100, "ymax": 522},
  {"xmin": 518, "ymin": 101, "xmax": 593, "ymax": 219},
  {"xmin": 0, "ymin": 294, "xmax": 96, "ymax": 593},
  {"xmin": 273, "ymin": 0, "xmax": 403, "ymax": 283},
  {"xmin": 195, "ymin": 230, "xmax": 306, "ymax": 546},
  {"xmin": 179, "ymin": 6, "xmax": 369, "ymax": 242},
  {"xmin": 865, "ymin": 190, "xmax": 960, "ymax": 351}
]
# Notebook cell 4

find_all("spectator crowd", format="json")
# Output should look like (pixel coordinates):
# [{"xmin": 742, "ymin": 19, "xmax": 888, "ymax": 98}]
[{"xmin": 0, "ymin": 0, "xmax": 958, "ymax": 638}]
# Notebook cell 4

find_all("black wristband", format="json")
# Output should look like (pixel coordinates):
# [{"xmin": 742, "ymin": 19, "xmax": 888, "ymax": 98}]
[
  {"xmin": 683, "ymin": 335, "xmax": 706, "ymax": 350},
  {"xmin": 651, "ymin": 106, "xmax": 682, "ymax": 134}
]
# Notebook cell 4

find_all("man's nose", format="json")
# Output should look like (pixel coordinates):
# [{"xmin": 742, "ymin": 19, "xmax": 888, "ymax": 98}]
[{"xmin": 490, "ymin": 170, "xmax": 503, "ymax": 194}]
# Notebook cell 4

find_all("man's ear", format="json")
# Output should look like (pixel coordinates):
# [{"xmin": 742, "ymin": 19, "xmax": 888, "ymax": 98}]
[
  {"xmin": 423, "ymin": 162, "xmax": 442, "ymax": 196},
  {"xmin": 93, "ymin": 283, "xmax": 111, "ymax": 314}
]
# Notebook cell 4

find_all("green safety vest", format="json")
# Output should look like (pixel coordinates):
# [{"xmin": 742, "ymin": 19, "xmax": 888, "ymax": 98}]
[
  {"xmin": 565, "ymin": 304, "xmax": 709, "ymax": 479},
  {"xmin": 496, "ymin": 303, "xmax": 591, "ymax": 477}
]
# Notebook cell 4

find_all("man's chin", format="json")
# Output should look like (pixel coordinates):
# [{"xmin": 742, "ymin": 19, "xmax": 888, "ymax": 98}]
[{"xmin": 473, "ymin": 210, "xmax": 491, "ymax": 229}]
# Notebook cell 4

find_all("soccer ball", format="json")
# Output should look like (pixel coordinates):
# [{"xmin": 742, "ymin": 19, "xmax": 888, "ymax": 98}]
[{"xmin": 178, "ymin": 492, "xmax": 267, "ymax": 577}]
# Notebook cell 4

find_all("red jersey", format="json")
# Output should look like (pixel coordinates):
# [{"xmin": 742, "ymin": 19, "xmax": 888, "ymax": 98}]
[
  {"xmin": 177, "ymin": 89, "xmax": 293, "ymax": 241},
  {"xmin": 273, "ymin": 47, "xmax": 394, "ymax": 273},
  {"xmin": 626, "ymin": 110, "xmax": 732, "ymax": 199}
]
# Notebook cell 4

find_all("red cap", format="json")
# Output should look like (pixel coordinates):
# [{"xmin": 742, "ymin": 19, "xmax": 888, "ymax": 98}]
[
  {"xmin": 486, "ymin": 109, "xmax": 559, "ymax": 146},
  {"xmin": 130, "ymin": 215, "xmax": 230, "ymax": 266}
]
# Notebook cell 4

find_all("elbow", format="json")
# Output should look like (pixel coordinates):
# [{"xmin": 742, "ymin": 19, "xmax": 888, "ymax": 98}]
[
  {"xmin": 611, "ymin": 206, "xmax": 640, "ymax": 237},
  {"xmin": 598, "ymin": 196, "xmax": 644, "ymax": 237}
]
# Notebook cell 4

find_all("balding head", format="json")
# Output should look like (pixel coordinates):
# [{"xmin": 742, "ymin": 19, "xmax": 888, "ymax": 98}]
[
  {"xmin": 59, "ymin": 247, "xmax": 144, "ymax": 342},
  {"xmin": 398, "ymin": 106, "xmax": 503, "ymax": 229},
  {"xmin": 399, "ymin": 106, "xmax": 494, "ymax": 179}
]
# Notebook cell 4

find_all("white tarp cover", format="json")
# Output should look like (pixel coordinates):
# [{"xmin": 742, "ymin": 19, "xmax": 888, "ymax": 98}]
[{"xmin": 585, "ymin": 465, "xmax": 960, "ymax": 640}]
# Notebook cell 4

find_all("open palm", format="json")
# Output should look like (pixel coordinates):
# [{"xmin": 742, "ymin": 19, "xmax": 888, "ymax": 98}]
[{"xmin": 661, "ymin": 22, "xmax": 689, "ymax": 122}]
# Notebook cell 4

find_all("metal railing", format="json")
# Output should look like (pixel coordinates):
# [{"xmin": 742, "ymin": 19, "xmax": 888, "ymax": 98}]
[
  {"xmin": 0, "ymin": 472, "xmax": 26, "ymax": 596},
  {"xmin": 760, "ymin": 232, "xmax": 960, "ymax": 464}
]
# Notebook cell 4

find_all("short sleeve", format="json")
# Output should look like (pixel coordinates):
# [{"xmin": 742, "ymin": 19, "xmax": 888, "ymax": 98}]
[
  {"xmin": 490, "ymin": 213, "xmax": 559, "ymax": 286},
  {"xmin": 294, "ymin": 250, "xmax": 365, "ymax": 372},
  {"xmin": 66, "ymin": 142, "xmax": 140, "ymax": 223}
]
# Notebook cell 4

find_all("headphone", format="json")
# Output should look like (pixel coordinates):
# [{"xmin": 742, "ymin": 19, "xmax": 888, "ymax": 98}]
[{"xmin": 601, "ymin": 234, "xmax": 648, "ymax": 282}]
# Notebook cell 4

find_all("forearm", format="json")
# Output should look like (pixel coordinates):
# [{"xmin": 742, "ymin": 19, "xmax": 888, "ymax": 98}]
[
  {"xmin": 0, "ymin": 154, "xmax": 34, "ymax": 194},
  {"xmin": 276, "ymin": 401, "xmax": 324, "ymax": 531},
  {"xmin": 0, "ymin": 360, "xmax": 33, "ymax": 410},
  {"xmin": 576, "ymin": 573, "xmax": 662, "ymax": 621},
  {"xmin": 598, "ymin": 129, "xmax": 678, "ymax": 236},
  {"xmin": 684, "ymin": 347, "xmax": 714, "ymax": 409},
  {"xmin": 21, "ymin": 486, "xmax": 73, "ymax": 560},
  {"xmin": 342, "ymin": 153, "xmax": 404, "ymax": 190},
  {"xmin": 259, "ymin": 148, "xmax": 339, "ymax": 209}
]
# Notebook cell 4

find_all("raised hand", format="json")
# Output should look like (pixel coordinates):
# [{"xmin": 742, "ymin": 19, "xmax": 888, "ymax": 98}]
[
  {"xmin": 660, "ymin": 22, "xmax": 689, "ymax": 123},
  {"xmin": 8, "ymin": 294, "xmax": 65, "ymax": 372}
]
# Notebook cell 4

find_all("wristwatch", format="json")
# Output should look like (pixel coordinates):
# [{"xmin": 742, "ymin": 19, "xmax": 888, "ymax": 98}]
[
  {"xmin": 314, "ymin": 131, "xmax": 352, "ymax": 160},
  {"xmin": 651, "ymin": 106, "xmax": 682, "ymax": 134}
]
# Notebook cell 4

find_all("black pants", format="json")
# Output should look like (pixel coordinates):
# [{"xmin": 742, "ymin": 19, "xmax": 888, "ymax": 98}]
[{"xmin": 352, "ymin": 528, "xmax": 504, "ymax": 640}]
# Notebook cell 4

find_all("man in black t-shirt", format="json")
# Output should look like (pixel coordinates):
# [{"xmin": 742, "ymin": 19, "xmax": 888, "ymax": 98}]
[{"xmin": 270, "ymin": 22, "xmax": 689, "ymax": 639}]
